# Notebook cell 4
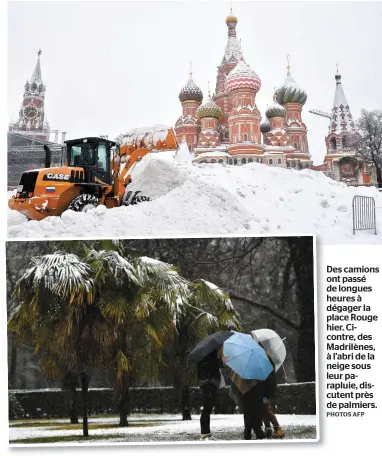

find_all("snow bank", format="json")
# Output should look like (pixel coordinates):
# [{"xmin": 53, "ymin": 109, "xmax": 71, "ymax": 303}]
[{"xmin": 7, "ymin": 156, "xmax": 382, "ymax": 244}]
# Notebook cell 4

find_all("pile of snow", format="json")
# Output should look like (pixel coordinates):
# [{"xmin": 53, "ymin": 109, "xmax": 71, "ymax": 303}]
[
  {"xmin": 117, "ymin": 124, "xmax": 171, "ymax": 148},
  {"xmin": 174, "ymin": 141, "xmax": 192, "ymax": 162},
  {"xmin": 7, "ymin": 155, "xmax": 382, "ymax": 244}
]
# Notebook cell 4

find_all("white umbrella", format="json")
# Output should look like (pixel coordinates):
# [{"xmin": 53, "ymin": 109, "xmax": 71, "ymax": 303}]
[{"xmin": 250, "ymin": 328, "xmax": 286, "ymax": 372}]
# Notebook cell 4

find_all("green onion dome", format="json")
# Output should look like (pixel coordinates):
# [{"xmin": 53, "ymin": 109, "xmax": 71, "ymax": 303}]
[
  {"xmin": 265, "ymin": 99, "xmax": 287, "ymax": 118},
  {"xmin": 276, "ymin": 71, "xmax": 307, "ymax": 106}
]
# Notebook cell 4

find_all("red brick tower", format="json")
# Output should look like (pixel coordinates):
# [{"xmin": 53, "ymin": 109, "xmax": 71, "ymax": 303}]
[
  {"xmin": 175, "ymin": 65, "xmax": 203, "ymax": 151},
  {"xmin": 195, "ymin": 85, "xmax": 223, "ymax": 150},
  {"xmin": 225, "ymin": 58, "xmax": 263, "ymax": 157},
  {"xmin": 8, "ymin": 50, "xmax": 50, "ymax": 141},
  {"xmin": 212, "ymin": 10, "xmax": 243, "ymax": 144},
  {"xmin": 275, "ymin": 57, "xmax": 311, "ymax": 166}
]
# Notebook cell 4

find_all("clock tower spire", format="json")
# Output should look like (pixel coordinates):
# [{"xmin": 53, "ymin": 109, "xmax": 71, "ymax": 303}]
[{"xmin": 9, "ymin": 50, "xmax": 50, "ymax": 141}]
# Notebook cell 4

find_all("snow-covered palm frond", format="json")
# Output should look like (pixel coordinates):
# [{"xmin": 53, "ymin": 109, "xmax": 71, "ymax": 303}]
[
  {"xmin": 134, "ymin": 257, "xmax": 190, "ymax": 319},
  {"xmin": 190, "ymin": 279, "xmax": 241, "ymax": 331},
  {"xmin": 86, "ymin": 250, "xmax": 141, "ymax": 289},
  {"xmin": 191, "ymin": 279, "xmax": 228, "ymax": 309},
  {"xmin": 13, "ymin": 252, "xmax": 95, "ymax": 325},
  {"xmin": 190, "ymin": 310, "xmax": 219, "ymax": 329}
]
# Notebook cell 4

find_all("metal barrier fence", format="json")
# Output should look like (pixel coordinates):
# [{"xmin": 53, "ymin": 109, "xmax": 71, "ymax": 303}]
[{"xmin": 352, "ymin": 195, "xmax": 377, "ymax": 235}]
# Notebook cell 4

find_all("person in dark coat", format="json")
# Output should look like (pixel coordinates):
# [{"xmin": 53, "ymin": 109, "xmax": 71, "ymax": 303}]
[{"xmin": 196, "ymin": 349, "xmax": 223, "ymax": 440}]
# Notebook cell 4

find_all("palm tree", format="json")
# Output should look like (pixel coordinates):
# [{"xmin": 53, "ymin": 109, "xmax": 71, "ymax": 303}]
[
  {"xmin": 87, "ymin": 250, "xmax": 191, "ymax": 426},
  {"xmin": 8, "ymin": 248, "xmax": 193, "ymax": 430},
  {"xmin": 8, "ymin": 252, "xmax": 114, "ymax": 437}
]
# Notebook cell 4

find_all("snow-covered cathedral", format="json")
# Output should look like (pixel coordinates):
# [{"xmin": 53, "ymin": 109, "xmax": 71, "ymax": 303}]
[
  {"xmin": 311, "ymin": 71, "xmax": 377, "ymax": 186},
  {"xmin": 175, "ymin": 12, "xmax": 312, "ymax": 170}
]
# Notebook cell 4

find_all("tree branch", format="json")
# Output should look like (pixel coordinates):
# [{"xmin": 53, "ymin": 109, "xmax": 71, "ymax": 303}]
[{"xmin": 229, "ymin": 293, "xmax": 299, "ymax": 331}]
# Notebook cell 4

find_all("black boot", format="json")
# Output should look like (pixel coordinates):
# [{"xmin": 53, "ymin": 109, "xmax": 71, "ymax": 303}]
[{"xmin": 244, "ymin": 427, "xmax": 252, "ymax": 440}]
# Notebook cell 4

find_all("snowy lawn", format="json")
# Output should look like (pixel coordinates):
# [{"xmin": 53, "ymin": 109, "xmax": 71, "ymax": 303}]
[
  {"xmin": 9, "ymin": 413, "xmax": 317, "ymax": 445},
  {"xmin": 8, "ymin": 156, "xmax": 382, "ymax": 243}
]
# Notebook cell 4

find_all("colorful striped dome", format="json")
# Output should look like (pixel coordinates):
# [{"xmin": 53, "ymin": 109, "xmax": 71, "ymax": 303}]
[
  {"xmin": 196, "ymin": 99, "xmax": 223, "ymax": 120},
  {"xmin": 266, "ymin": 100, "xmax": 287, "ymax": 118},
  {"xmin": 276, "ymin": 72, "xmax": 307, "ymax": 106},
  {"xmin": 179, "ymin": 76, "xmax": 203, "ymax": 103},
  {"xmin": 225, "ymin": 60, "xmax": 261, "ymax": 93}
]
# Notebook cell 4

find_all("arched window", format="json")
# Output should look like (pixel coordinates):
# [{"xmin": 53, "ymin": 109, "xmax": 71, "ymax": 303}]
[
  {"xmin": 269, "ymin": 159, "xmax": 273, "ymax": 165},
  {"xmin": 229, "ymin": 159, "xmax": 233, "ymax": 165},
  {"xmin": 287, "ymin": 162, "xmax": 290, "ymax": 168},
  {"xmin": 248, "ymin": 158, "xmax": 253, "ymax": 163},
  {"xmin": 330, "ymin": 137, "xmax": 337, "ymax": 151},
  {"xmin": 342, "ymin": 134, "xmax": 351, "ymax": 148},
  {"xmin": 278, "ymin": 158, "xmax": 282, "ymax": 164},
  {"xmin": 234, "ymin": 158, "xmax": 238, "ymax": 165},
  {"xmin": 242, "ymin": 158, "xmax": 247, "ymax": 164},
  {"xmin": 219, "ymin": 159, "xmax": 224, "ymax": 164}
]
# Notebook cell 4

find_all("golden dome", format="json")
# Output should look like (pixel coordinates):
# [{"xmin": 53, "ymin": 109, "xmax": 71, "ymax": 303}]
[{"xmin": 225, "ymin": 14, "xmax": 238, "ymax": 24}]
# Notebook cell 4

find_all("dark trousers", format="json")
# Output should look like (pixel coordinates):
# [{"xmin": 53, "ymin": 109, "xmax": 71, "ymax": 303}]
[
  {"xmin": 242, "ymin": 384, "xmax": 265, "ymax": 439},
  {"xmin": 200, "ymin": 381, "xmax": 218, "ymax": 435}
]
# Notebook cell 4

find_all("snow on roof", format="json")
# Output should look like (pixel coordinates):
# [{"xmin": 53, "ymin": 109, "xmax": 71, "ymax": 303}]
[
  {"xmin": 329, "ymin": 74, "xmax": 356, "ymax": 135},
  {"xmin": 30, "ymin": 55, "xmax": 43, "ymax": 84},
  {"xmin": 195, "ymin": 151, "xmax": 229, "ymax": 158},
  {"xmin": 224, "ymin": 36, "xmax": 242, "ymax": 62}
]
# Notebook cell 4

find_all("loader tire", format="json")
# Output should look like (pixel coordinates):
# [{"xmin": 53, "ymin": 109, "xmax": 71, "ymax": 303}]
[
  {"xmin": 122, "ymin": 190, "xmax": 151, "ymax": 206},
  {"xmin": 68, "ymin": 194, "xmax": 100, "ymax": 212}
]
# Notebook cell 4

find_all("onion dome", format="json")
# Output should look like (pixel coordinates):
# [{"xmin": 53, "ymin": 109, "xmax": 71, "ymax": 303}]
[
  {"xmin": 260, "ymin": 116, "xmax": 271, "ymax": 133},
  {"xmin": 196, "ymin": 99, "xmax": 223, "ymax": 120},
  {"xmin": 179, "ymin": 75, "xmax": 203, "ymax": 103},
  {"xmin": 225, "ymin": 60, "xmax": 261, "ymax": 93},
  {"xmin": 265, "ymin": 96, "xmax": 287, "ymax": 118},
  {"xmin": 226, "ymin": 13, "xmax": 238, "ymax": 24},
  {"xmin": 276, "ymin": 71, "xmax": 307, "ymax": 106}
]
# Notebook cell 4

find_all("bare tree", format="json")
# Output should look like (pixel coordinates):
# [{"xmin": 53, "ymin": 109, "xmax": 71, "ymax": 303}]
[{"xmin": 354, "ymin": 109, "xmax": 382, "ymax": 187}]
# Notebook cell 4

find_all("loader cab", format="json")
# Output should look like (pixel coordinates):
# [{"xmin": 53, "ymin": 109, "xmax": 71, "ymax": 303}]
[{"xmin": 65, "ymin": 137, "xmax": 116, "ymax": 185}]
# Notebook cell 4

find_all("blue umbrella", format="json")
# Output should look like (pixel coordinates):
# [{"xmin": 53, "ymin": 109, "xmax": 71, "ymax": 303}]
[{"xmin": 222, "ymin": 332, "xmax": 273, "ymax": 380}]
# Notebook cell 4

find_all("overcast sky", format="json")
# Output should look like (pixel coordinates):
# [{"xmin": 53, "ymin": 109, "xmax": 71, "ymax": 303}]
[{"xmin": 7, "ymin": 1, "xmax": 382, "ymax": 164}]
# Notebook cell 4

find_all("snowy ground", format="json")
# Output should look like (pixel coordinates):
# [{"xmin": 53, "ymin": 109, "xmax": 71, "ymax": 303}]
[
  {"xmin": 7, "ymin": 154, "xmax": 382, "ymax": 244},
  {"xmin": 9, "ymin": 413, "xmax": 317, "ymax": 445}
]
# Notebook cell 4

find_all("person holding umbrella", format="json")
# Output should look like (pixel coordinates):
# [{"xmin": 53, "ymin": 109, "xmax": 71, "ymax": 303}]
[
  {"xmin": 188, "ymin": 331, "xmax": 234, "ymax": 441},
  {"xmin": 222, "ymin": 332, "xmax": 274, "ymax": 440},
  {"xmin": 196, "ymin": 349, "xmax": 224, "ymax": 440},
  {"xmin": 251, "ymin": 329, "xmax": 287, "ymax": 439}
]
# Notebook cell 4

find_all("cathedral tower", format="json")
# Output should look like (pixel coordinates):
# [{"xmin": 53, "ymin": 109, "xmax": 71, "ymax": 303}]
[
  {"xmin": 213, "ymin": 10, "xmax": 243, "ymax": 143},
  {"xmin": 276, "ymin": 57, "xmax": 311, "ymax": 166},
  {"xmin": 175, "ymin": 65, "xmax": 203, "ymax": 151},
  {"xmin": 9, "ymin": 50, "xmax": 50, "ymax": 141},
  {"xmin": 225, "ymin": 58, "xmax": 263, "ymax": 156},
  {"xmin": 195, "ymin": 85, "xmax": 223, "ymax": 150}
]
